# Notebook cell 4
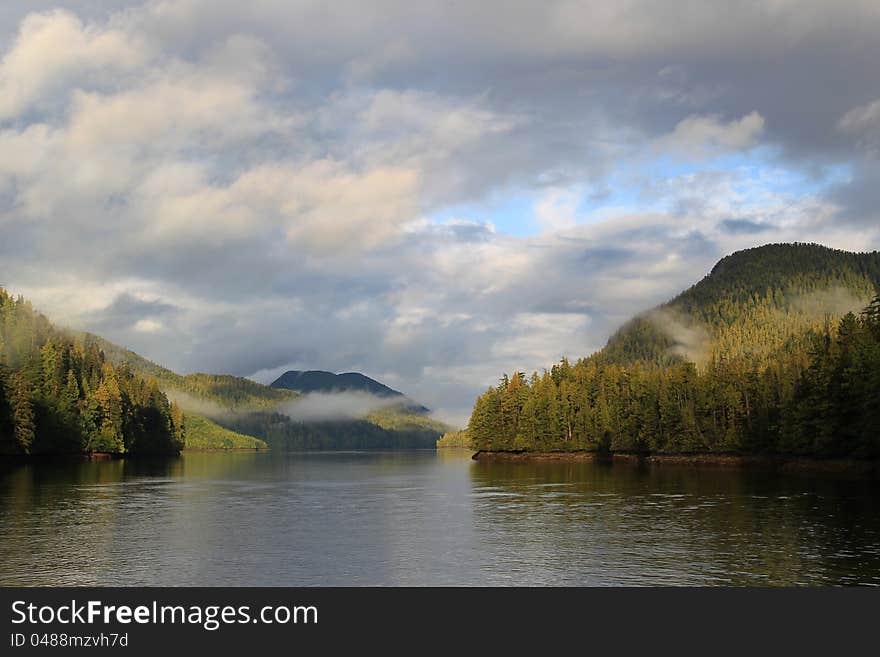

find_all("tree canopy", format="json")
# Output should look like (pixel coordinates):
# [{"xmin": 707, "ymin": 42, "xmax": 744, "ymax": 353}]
[
  {"xmin": 0, "ymin": 288, "xmax": 184, "ymax": 455},
  {"xmin": 468, "ymin": 244, "xmax": 880, "ymax": 458}
]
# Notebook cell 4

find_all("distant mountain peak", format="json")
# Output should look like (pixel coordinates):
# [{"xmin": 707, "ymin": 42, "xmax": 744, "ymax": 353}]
[
  {"xmin": 271, "ymin": 370, "xmax": 402, "ymax": 396},
  {"xmin": 270, "ymin": 370, "xmax": 430, "ymax": 413}
]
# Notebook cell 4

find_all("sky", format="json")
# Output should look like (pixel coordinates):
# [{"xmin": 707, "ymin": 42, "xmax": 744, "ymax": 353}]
[{"xmin": 0, "ymin": 1, "xmax": 879, "ymax": 425}]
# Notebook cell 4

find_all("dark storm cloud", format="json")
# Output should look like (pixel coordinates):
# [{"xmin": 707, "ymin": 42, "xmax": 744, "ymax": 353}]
[
  {"xmin": 86, "ymin": 293, "xmax": 181, "ymax": 333},
  {"xmin": 828, "ymin": 161, "xmax": 880, "ymax": 226}
]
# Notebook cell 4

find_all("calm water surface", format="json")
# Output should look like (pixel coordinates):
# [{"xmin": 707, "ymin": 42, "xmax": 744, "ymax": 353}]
[{"xmin": 1, "ymin": 450, "xmax": 879, "ymax": 586}]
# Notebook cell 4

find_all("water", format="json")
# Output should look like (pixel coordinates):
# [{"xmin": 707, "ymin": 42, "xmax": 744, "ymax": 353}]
[{"xmin": 1, "ymin": 450, "xmax": 879, "ymax": 586}]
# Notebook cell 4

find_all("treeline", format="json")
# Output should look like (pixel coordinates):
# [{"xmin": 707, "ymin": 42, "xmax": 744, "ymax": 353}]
[
  {"xmin": 469, "ymin": 296, "xmax": 880, "ymax": 458},
  {"xmin": 0, "ymin": 289, "xmax": 184, "ymax": 455},
  {"xmin": 223, "ymin": 411, "xmax": 441, "ymax": 450},
  {"xmin": 182, "ymin": 413, "xmax": 267, "ymax": 450},
  {"xmin": 93, "ymin": 327, "xmax": 449, "ymax": 450},
  {"xmin": 94, "ymin": 337, "xmax": 295, "ymax": 409},
  {"xmin": 167, "ymin": 373, "xmax": 296, "ymax": 408},
  {"xmin": 366, "ymin": 407, "xmax": 450, "ymax": 435},
  {"xmin": 436, "ymin": 430, "xmax": 472, "ymax": 448},
  {"xmin": 467, "ymin": 245, "xmax": 880, "ymax": 458},
  {"xmin": 601, "ymin": 244, "xmax": 880, "ymax": 366}
]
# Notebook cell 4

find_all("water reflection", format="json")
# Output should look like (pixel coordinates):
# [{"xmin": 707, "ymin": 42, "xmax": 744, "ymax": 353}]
[
  {"xmin": 469, "ymin": 460, "xmax": 880, "ymax": 585},
  {"xmin": 1, "ymin": 451, "xmax": 878, "ymax": 586}
]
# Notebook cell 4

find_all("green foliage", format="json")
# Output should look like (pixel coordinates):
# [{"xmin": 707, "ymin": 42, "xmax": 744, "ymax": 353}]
[
  {"xmin": 91, "ymin": 337, "xmax": 296, "ymax": 410},
  {"xmin": 222, "ymin": 410, "xmax": 446, "ymax": 450},
  {"xmin": 182, "ymin": 413, "xmax": 268, "ymax": 450},
  {"xmin": 436, "ymin": 429, "xmax": 472, "ymax": 448},
  {"xmin": 171, "ymin": 373, "xmax": 296, "ymax": 409},
  {"xmin": 92, "ymin": 334, "xmax": 294, "ymax": 447},
  {"xmin": 94, "ymin": 332, "xmax": 447, "ymax": 450},
  {"xmin": 366, "ymin": 407, "xmax": 450, "ymax": 434},
  {"xmin": 0, "ymin": 288, "xmax": 449, "ymax": 455},
  {"xmin": 602, "ymin": 243, "xmax": 880, "ymax": 366},
  {"xmin": 0, "ymin": 288, "xmax": 183, "ymax": 455},
  {"xmin": 468, "ymin": 244, "xmax": 880, "ymax": 459}
]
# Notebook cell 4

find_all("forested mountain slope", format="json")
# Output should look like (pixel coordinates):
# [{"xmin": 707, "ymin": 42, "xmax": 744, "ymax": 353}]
[
  {"xmin": 271, "ymin": 369, "xmax": 431, "ymax": 414},
  {"xmin": 0, "ymin": 290, "xmax": 184, "ymax": 455},
  {"xmin": 95, "ymin": 337, "xmax": 447, "ymax": 449},
  {"xmin": 90, "ymin": 338, "xmax": 292, "ymax": 449},
  {"xmin": 600, "ymin": 243, "xmax": 880, "ymax": 365},
  {"xmin": 436, "ymin": 429, "xmax": 472, "ymax": 448},
  {"xmin": 0, "ymin": 288, "xmax": 446, "ymax": 453},
  {"xmin": 93, "ymin": 338, "xmax": 295, "ymax": 409},
  {"xmin": 272, "ymin": 370, "xmax": 402, "ymax": 397},
  {"xmin": 468, "ymin": 243, "xmax": 880, "ymax": 458}
]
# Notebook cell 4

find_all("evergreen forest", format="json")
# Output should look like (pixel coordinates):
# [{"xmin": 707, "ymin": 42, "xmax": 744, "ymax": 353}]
[{"xmin": 467, "ymin": 244, "xmax": 880, "ymax": 458}]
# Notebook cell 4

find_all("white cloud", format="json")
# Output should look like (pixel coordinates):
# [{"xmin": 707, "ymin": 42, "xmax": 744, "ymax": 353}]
[
  {"xmin": 0, "ymin": 9, "xmax": 148, "ymax": 120},
  {"xmin": 281, "ymin": 163, "xmax": 423, "ymax": 252},
  {"xmin": 491, "ymin": 312, "xmax": 592, "ymax": 364},
  {"xmin": 1, "ymin": 1, "xmax": 879, "ymax": 424},
  {"xmin": 839, "ymin": 98, "xmax": 880, "ymax": 153},
  {"xmin": 659, "ymin": 111, "xmax": 765, "ymax": 158},
  {"xmin": 535, "ymin": 188, "xmax": 579, "ymax": 232},
  {"xmin": 839, "ymin": 99, "xmax": 880, "ymax": 132},
  {"xmin": 133, "ymin": 318, "xmax": 164, "ymax": 333}
]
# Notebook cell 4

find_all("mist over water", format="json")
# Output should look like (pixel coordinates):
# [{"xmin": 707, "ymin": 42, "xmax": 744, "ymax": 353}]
[
  {"xmin": 2, "ymin": 451, "xmax": 879, "ymax": 586},
  {"xmin": 278, "ymin": 391, "xmax": 401, "ymax": 422}
]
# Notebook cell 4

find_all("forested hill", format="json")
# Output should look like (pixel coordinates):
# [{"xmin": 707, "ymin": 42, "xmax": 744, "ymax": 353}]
[
  {"xmin": 94, "ymin": 339, "xmax": 446, "ymax": 450},
  {"xmin": 271, "ymin": 370, "xmax": 431, "ymax": 414},
  {"xmin": 272, "ymin": 370, "xmax": 403, "ymax": 397},
  {"xmin": 0, "ymin": 289, "xmax": 184, "ymax": 455},
  {"xmin": 468, "ymin": 243, "xmax": 880, "ymax": 458},
  {"xmin": 92, "ymin": 337, "xmax": 295, "ymax": 410},
  {"xmin": 600, "ymin": 243, "xmax": 880, "ymax": 365},
  {"xmin": 89, "ymin": 337, "xmax": 294, "ymax": 450},
  {"xmin": 0, "ymin": 289, "xmax": 446, "ymax": 454}
]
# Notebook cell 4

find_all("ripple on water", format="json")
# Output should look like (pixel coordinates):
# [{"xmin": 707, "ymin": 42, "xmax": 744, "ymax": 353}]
[{"xmin": 2, "ymin": 451, "xmax": 879, "ymax": 586}]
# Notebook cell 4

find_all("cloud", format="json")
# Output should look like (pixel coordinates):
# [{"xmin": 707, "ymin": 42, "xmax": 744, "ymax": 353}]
[
  {"xmin": 791, "ymin": 286, "xmax": 874, "ymax": 318},
  {"xmin": 839, "ymin": 98, "xmax": 880, "ymax": 132},
  {"xmin": 88, "ymin": 292, "xmax": 180, "ymax": 333},
  {"xmin": 0, "ymin": 1, "xmax": 879, "ymax": 423},
  {"xmin": 0, "ymin": 9, "xmax": 147, "ymax": 120},
  {"xmin": 719, "ymin": 219, "xmax": 772, "ymax": 235},
  {"xmin": 535, "ymin": 188, "xmax": 579, "ymax": 232},
  {"xmin": 839, "ymin": 98, "xmax": 880, "ymax": 154},
  {"xmin": 659, "ymin": 112, "xmax": 765, "ymax": 158},
  {"xmin": 133, "ymin": 318, "xmax": 164, "ymax": 333},
  {"xmin": 827, "ymin": 161, "xmax": 880, "ymax": 225},
  {"xmin": 164, "ymin": 390, "xmax": 233, "ymax": 419},
  {"xmin": 278, "ymin": 392, "xmax": 400, "ymax": 422},
  {"xmin": 282, "ymin": 163, "xmax": 423, "ymax": 252},
  {"xmin": 647, "ymin": 309, "xmax": 710, "ymax": 365}
]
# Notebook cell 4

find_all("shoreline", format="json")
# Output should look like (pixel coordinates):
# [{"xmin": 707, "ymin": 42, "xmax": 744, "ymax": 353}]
[
  {"xmin": 471, "ymin": 450, "xmax": 880, "ymax": 475},
  {"xmin": 0, "ymin": 451, "xmax": 168, "ymax": 463},
  {"xmin": 1, "ymin": 447, "xmax": 269, "ymax": 463}
]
